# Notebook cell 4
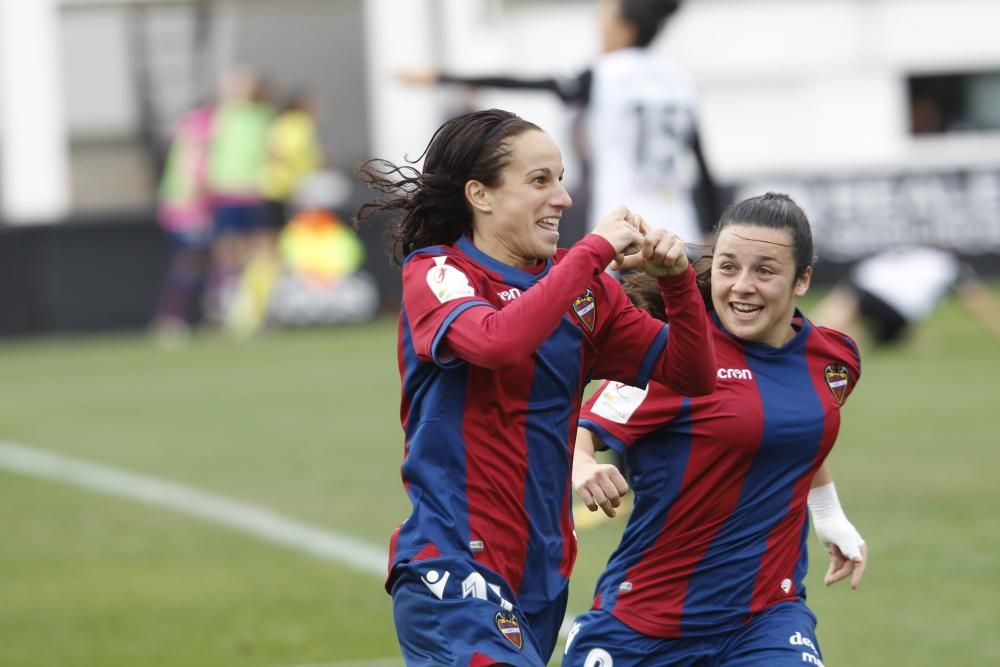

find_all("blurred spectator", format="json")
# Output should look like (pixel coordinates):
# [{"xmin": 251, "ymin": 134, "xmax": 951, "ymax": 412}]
[
  {"xmin": 258, "ymin": 89, "xmax": 324, "ymax": 232},
  {"xmin": 150, "ymin": 102, "xmax": 216, "ymax": 346},
  {"xmin": 225, "ymin": 90, "xmax": 325, "ymax": 338},
  {"xmin": 815, "ymin": 245, "xmax": 1000, "ymax": 346},
  {"xmin": 400, "ymin": 0, "xmax": 718, "ymax": 247},
  {"xmin": 203, "ymin": 68, "xmax": 274, "ymax": 326}
]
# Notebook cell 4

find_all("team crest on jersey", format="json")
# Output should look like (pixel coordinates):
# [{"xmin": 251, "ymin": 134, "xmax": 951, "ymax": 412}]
[
  {"xmin": 824, "ymin": 363, "xmax": 850, "ymax": 405},
  {"xmin": 495, "ymin": 611, "xmax": 523, "ymax": 650},
  {"xmin": 572, "ymin": 289, "xmax": 597, "ymax": 332}
]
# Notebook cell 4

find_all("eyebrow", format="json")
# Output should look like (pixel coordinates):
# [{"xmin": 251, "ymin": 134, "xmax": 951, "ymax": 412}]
[
  {"xmin": 525, "ymin": 166, "xmax": 564, "ymax": 179},
  {"xmin": 718, "ymin": 251, "xmax": 781, "ymax": 263}
]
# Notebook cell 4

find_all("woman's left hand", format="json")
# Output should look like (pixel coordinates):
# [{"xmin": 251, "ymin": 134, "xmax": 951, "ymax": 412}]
[{"xmin": 614, "ymin": 223, "xmax": 689, "ymax": 277}]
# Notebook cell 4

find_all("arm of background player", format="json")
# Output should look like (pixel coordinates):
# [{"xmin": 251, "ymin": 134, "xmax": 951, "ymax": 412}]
[
  {"xmin": 441, "ymin": 235, "xmax": 616, "ymax": 369},
  {"xmin": 572, "ymin": 427, "xmax": 629, "ymax": 518},
  {"xmin": 440, "ymin": 70, "xmax": 592, "ymax": 105},
  {"xmin": 647, "ymin": 268, "xmax": 717, "ymax": 396}
]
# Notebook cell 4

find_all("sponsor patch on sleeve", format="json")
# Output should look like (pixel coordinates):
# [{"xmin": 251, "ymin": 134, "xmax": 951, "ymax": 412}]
[
  {"xmin": 426, "ymin": 256, "xmax": 475, "ymax": 303},
  {"xmin": 591, "ymin": 382, "xmax": 649, "ymax": 424}
]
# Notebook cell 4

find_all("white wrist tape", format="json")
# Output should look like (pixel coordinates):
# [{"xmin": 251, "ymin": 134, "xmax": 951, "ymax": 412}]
[{"xmin": 808, "ymin": 482, "xmax": 865, "ymax": 560}]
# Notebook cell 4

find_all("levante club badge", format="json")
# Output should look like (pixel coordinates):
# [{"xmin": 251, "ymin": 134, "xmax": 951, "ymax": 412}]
[
  {"xmin": 824, "ymin": 363, "xmax": 850, "ymax": 405},
  {"xmin": 572, "ymin": 289, "xmax": 597, "ymax": 332},
  {"xmin": 495, "ymin": 611, "xmax": 523, "ymax": 650}
]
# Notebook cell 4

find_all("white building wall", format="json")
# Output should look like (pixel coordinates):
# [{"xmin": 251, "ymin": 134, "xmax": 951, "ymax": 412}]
[{"xmin": 367, "ymin": 0, "xmax": 1000, "ymax": 179}]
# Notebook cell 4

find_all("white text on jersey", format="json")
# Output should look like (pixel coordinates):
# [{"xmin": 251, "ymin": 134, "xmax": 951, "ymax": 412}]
[
  {"xmin": 497, "ymin": 288, "xmax": 522, "ymax": 302},
  {"xmin": 717, "ymin": 368, "xmax": 753, "ymax": 380}
]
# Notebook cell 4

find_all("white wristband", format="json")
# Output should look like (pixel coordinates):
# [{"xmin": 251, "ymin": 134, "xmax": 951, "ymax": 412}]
[
  {"xmin": 808, "ymin": 482, "xmax": 865, "ymax": 560},
  {"xmin": 807, "ymin": 481, "xmax": 844, "ymax": 521}
]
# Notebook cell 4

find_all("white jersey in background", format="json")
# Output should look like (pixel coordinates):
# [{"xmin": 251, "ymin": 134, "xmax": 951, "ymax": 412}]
[
  {"xmin": 587, "ymin": 48, "xmax": 701, "ymax": 243},
  {"xmin": 852, "ymin": 246, "xmax": 962, "ymax": 322}
]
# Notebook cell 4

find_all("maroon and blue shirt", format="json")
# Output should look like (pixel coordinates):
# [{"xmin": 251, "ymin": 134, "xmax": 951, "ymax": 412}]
[
  {"xmin": 388, "ymin": 234, "xmax": 715, "ymax": 614},
  {"xmin": 579, "ymin": 312, "xmax": 860, "ymax": 637}
]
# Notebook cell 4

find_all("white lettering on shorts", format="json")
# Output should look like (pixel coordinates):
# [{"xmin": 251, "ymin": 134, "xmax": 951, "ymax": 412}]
[
  {"xmin": 584, "ymin": 648, "xmax": 613, "ymax": 667},
  {"xmin": 420, "ymin": 569, "xmax": 450, "ymax": 599}
]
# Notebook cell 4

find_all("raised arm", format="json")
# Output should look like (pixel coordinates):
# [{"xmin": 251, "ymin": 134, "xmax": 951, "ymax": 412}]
[
  {"xmin": 443, "ymin": 208, "xmax": 642, "ymax": 368},
  {"xmin": 620, "ymin": 225, "xmax": 716, "ymax": 396}
]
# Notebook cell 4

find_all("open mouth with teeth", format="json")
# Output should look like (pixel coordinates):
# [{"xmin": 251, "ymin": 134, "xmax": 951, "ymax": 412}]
[
  {"xmin": 730, "ymin": 302, "xmax": 763, "ymax": 319},
  {"xmin": 536, "ymin": 217, "xmax": 560, "ymax": 239}
]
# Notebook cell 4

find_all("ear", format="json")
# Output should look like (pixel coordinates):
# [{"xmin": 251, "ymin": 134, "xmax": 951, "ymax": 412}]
[
  {"xmin": 794, "ymin": 266, "xmax": 812, "ymax": 298},
  {"xmin": 465, "ymin": 180, "xmax": 492, "ymax": 214}
]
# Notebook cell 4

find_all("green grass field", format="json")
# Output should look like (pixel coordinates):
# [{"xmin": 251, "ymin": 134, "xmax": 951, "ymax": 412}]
[{"xmin": 1, "ymin": 292, "xmax": 999, "ymax": 666}]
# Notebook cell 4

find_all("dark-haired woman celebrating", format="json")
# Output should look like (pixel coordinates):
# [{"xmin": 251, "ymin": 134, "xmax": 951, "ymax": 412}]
[
  {"xmin": 355, "ymin": 108, "xmax": 716, "ymax": 665},
  {"xmin": 568, "ymin": 193, "xmax": 867, "ymax": 666}
]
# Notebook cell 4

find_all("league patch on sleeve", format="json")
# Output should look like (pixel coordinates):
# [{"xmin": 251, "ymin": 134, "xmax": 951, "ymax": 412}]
[
  {"xmin": 591, "ymin": 382, "xmax": 649, "ymax": 424},
  {"xmin": 426, "ymin": 256, "xmax": 475, "ymax": 303}
]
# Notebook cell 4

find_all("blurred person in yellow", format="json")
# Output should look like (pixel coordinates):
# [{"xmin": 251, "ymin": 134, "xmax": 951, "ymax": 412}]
[
  {"xmin": 203, "ymin": 67, "xmax": 274, "ymax": 328},
  {"xmin": 227, "ymin": 92, "xmax": 325, "ymax": 338},
  {"xmin": 814, "ymin": 245, "xmax": 1000, "ymax": 347},
  {"xmin": 150, "ymin": 102, "xmax": 216, "ymax": 346}
]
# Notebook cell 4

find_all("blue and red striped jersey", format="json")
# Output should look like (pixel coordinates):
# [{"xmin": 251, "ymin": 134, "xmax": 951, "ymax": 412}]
[
  {"xmin": 579, "ymin": 312, "xmax": 860, "ymax": 637},
  {"xmin": 389, "ymin": 234, "xmax": 713, "ymax": 614}
]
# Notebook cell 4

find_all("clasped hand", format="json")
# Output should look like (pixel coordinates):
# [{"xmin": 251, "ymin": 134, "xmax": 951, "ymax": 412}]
[{"xmin": 592, "ymin": 205, "xmax": 689, "ymax": 277}]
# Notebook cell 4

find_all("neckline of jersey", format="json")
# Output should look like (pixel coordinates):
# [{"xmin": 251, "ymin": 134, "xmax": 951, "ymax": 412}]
[
  {"xmin": 456, "ymin": 234, "xmax": 553, "ymax": 290},
  {"xmin": 709, "ymin": 308, "xmax": 812, "ymax": 357}
]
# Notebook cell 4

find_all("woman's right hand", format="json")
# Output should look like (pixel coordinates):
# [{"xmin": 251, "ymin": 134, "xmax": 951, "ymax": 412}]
[
  {"xmin": 592, "ymin": 205, "xmax": 645, "ymax": 267},
  {"xmin": 573, "ymin": 457, "xmax": 630, "ymax": 518}
]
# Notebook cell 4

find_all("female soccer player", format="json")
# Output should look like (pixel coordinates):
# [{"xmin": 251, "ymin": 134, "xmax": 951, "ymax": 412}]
[
  {"xmin": 354, "ymin": 108, "xmax": 716, "ymax": 666},
  {"xmin": 567, "ymin": 192, "xmax": 867, "ymax": 666},
  {"xmin": 401, "ymin": 0, "xmax": 717, "ymax": 245}
]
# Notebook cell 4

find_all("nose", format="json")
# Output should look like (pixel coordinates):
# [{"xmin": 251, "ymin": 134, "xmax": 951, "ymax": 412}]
[
  {"xmin": 553, "ymin": 182, "xmax": 573, "ymax": 209},
  {"xmin": 732, "ymin": 269, "xmax": 755, "ymax": 294}
]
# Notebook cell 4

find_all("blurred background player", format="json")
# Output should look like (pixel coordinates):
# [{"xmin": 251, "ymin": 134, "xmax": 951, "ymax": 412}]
[
  {"xmin": 814, "ymin": 245, "xmax": 1000, "ymax": 347},
  {"xmin": 401, "ymin": 0, "xmax": 718, "ymax": 248},
  {"xmin": 227, "ymin": 89, "xmax": 325, "ymax": 337},
  {"xmin": 150, "ymin": 101, "xmax": 216, "ymax": 346},
  {"xmin": 203, "ymin": 68, "xmax": 274, "ymax": 328},
  {"xmin": 567, "ymin": 193, "xmax": 867, "ymax": 667},
  {"xmin": 355, "ymin": 108, "xmax": 715, "ymax": 665}
]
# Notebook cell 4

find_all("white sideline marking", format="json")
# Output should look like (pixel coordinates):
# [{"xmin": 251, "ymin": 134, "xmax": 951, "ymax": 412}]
[
  {"xmin": 0, "ymin": 441, "xmax": 388, "ymax": 577},
  {"xmin": 277, "ymin": 660, "xmax": 403, "ymax": 667},
  {"xmin": 1, "ymin": 440, "xmax": 581, "ymax": 660}
]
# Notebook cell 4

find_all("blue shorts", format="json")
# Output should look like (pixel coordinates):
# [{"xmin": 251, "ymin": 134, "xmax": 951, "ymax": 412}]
[
  {"xmin": 214, "ymin": 202, "xmax": 263, "ymax": 234},
  {"xmin": 563, "ymin": 600, "xmax": 823, "ymax": 667},
  {"xmin": 390, "ymin": 556, "xmax": 568, "ymax": 666}
]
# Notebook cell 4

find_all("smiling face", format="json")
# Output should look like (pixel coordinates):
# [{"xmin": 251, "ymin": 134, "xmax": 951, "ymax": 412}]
[
  {"xmin": 711, "ymin": 224, "xmax": 812, "ymax": 347},
  {"xmin": 468, "ymin": 129, "xmax": 573, "ymax": 268}
]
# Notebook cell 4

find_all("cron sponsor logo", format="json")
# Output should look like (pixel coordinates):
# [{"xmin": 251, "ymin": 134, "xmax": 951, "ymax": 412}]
[
  {"xmin": 498, "ymin": 288, "xmax": 522, "ymax": 302},
  {"xmin": 717, "ymin": 368, "xmax": 753, "ymax": 380}
]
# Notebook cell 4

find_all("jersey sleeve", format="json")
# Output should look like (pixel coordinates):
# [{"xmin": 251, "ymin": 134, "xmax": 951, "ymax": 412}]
[
  {"xmin": 817, "ymin": 325, "xmax": 863, "ymax": 401},
  {"xmin": 441, "ymin": 235, "xmax": 617, "ymax": 369},
  {"xmin": 579, "ymin": 379, "xmax": 683, "ymax": 454},
  {"xmin": 591, "ymin": 267, "xmax": 716, "ymax": 396},
  {"xmin": 401, "ymin": 251, "xmax": 493, "ymax": 368}
]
